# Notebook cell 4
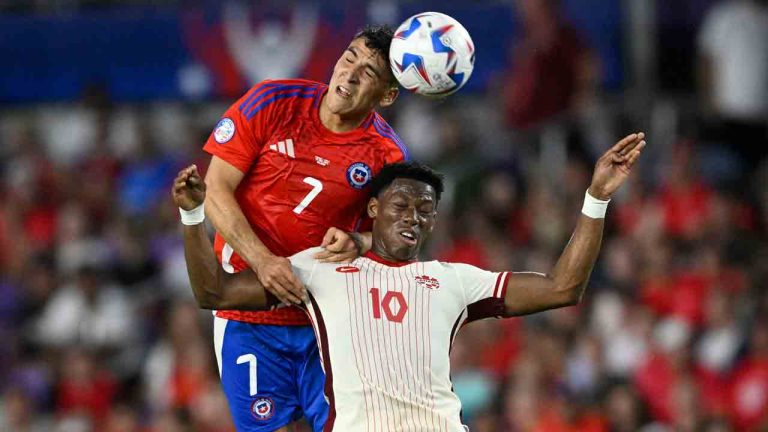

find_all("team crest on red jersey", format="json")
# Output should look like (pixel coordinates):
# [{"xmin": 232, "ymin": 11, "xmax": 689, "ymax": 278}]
[
  {"xmin": 346, "ymin": 162, "xmax": 372, "ymax": 189},
  {"xmin": 336, "ymin": 266, "xmax": 360, "ymax": 273},
  {"xmin": 251, "ymin": 397, "xmax": 275, "ymax": 420},
  {"xmin": 415, "ymin": 275, "xmax": 440, "ymax": 289}
]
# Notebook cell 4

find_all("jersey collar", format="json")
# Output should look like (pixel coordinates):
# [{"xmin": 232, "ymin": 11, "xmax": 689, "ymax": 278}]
[{"xmin": 363, "ymin": 250, "xmax": 417, "ymax": 267}]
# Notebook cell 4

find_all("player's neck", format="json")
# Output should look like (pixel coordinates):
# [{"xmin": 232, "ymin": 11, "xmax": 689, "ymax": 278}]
[
  {"xmin": 318, "ymin": 97, "xmax": 369, "ymax": 133},
  {"xmin": 367, "ymin": 245, "xmax": 418, "ymax": 266}
]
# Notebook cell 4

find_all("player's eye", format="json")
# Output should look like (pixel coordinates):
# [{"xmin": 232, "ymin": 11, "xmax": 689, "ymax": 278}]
[{"xmin": 365, "ymin": 70, "xmax": 376, "ymax": 79}]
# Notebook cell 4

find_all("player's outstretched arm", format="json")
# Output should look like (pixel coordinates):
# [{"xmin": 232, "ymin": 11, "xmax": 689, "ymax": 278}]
[
  {"xmin": 205, "ymin": 156, "xmax": 306, "ymax": 304},
  {"xmin": 503, "ymin": 133, "xmax": 646, "ymax": 316},
  {"xmin": 173, "ymin": 165, "xmax": 276, "ymax": 311}
]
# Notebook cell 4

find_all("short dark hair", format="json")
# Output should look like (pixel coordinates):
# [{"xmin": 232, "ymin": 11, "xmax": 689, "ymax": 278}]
[
  {"xmin": 354, "ymin": 24, "xmax": 397, "ymax": 86},
  {"xmin": 370, "ymin": 162, "xmax": 445, "ymax": 202}
]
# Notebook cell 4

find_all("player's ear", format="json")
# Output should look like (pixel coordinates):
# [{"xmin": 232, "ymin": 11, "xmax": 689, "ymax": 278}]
[
  {"xmin": 367, "ymin": 197, "xmax": 379, "ymax": 218},
  {"xmin": 426, "ymin": 210, "xmax": 437, "ymax": 232},
  {"xmin": 379, "ymin": 87, "xmax": 399, "ymax": 108}
]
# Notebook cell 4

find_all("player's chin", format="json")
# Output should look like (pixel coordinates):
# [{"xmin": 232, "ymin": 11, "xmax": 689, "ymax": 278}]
[
  {"xmin": 327, "ymin": 94, "xmax": 353, "ymax": 112},
  {"xmin": 391, "ymin": 242, "xmax": 419, "ymax": 261},
  {"xmin": 331, "ymin": 96, "xmax": 367, "ymax": 115}
]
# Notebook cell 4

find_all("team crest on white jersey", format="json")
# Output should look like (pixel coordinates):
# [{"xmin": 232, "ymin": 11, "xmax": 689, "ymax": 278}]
[
  {"xmin": 415, "ymin": 275, "xmax": 440, "ymax": 290},
  {"xmin": 213, "ymin": 118, "xmax": 235, "ymax": 144},
  {"xmin": 251, "ymin": 397, "xmax": 274, "ymax": 420},
  {"xmin": 346, "ymin": 162, "xmax": 372, "ymax": 189}
]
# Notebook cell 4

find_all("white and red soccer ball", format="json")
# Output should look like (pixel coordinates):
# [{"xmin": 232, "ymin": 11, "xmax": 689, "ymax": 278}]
[{"xmin": 390, "ymin": 12, "xmax": 475, "ymax": 97}]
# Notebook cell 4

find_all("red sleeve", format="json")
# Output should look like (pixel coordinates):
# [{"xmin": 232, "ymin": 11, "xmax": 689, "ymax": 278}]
[
  {"xmin": 372, "ymin": 113, "xmax": 410, "ymax": 163},
  {"xmin": 203, "ymin": 81, "xmax": 276, "ymax": 173},
  {"xmin": 384, "ymin": 145, "xmax": 407, "ymax": 164}
]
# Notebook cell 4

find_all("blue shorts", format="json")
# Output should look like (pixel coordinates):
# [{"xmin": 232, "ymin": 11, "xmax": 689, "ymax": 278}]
[{"xmin": 213, "ymin": 317, "xmax": 328, "ymax": 431}]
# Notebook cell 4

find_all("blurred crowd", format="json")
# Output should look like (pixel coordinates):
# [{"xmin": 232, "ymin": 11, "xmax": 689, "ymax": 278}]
[{"xmin": 1, "ymin": 0, "xmax": 768, "ymax": 431}]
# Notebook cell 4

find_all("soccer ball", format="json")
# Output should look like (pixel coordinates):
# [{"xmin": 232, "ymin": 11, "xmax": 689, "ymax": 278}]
[{"xmin": 390, "ymin": 12, "xmax": 475, "ymax": 97}]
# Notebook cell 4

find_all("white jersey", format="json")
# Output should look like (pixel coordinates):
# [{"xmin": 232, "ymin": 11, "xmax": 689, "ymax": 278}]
[{"xmin": 290, "ymin": 247, "xmax": 510, "ymax": 432}]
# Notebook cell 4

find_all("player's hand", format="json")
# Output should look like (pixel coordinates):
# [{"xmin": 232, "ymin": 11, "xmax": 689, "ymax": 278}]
[
  {"xmin": 588, "ymin": 132, "xmax": 646, "ymax": 200},
  {"xmin": 314, "ymin": 227, "xmax": 363, "ymax": 263},
  {"xmin": 254, "ymin": 254, "xmax": 307, "ymax": 305},
  {"xmin": 173, "ymin": 165, "xmax": 206, "ymax": 210}
]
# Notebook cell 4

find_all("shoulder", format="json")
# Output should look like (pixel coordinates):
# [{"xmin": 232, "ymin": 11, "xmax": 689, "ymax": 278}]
[
  {"xmin": 435, "ymin": 261, "xmax": 470, "ymax": 271},
  {"xmin": 369, "ymin": 112, "xmax": 410, "ymax": 162},
  {"xmin": 238, "ymin": 79, "xmax": 325, "ymax": 121},
  {"xmin": 414, "ymin": 260, "xmax": 463, "ymax": 277},
  {"xmin": 289, "ymin": 247, "xmax": 323, "ymax": 267},
  {"xmin": 436, "ymin": 261, "xmax": 492, "ymax": 278}
]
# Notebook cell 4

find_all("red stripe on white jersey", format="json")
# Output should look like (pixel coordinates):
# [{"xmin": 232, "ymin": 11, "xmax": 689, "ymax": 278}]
[
  {"xmin": 492, "ymin": 272, "xmax": 504, "ymax": 298},
  {"xmin": 306, "ymin": 293, "xmax": 337, "ymax": 432},
  {"xmin": 498, "ymin": 272, "xmax": 510, "ymax": 299}
]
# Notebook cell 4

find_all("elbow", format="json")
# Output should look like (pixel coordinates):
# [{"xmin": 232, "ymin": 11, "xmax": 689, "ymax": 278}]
[
  {"xmin": 191, "ymin": 287, "xmax": 226, "ymax": 310},
  {"xmin": 204, "ymin": 182, "xmax": 221, "ymax": 200},
  {"xmin": 564, "ymin": 290, "xmax": 584, "ymax": 307},
  {"xmin": 202, "ymin": 181, "xmax": 223, "ymax": 206},
  {"xmin": 202, "ymin": 184, "xmax": 222, "ymax": 211},
  {"xmin": 194, "ymin": 294, "xmax": 220, "ymax": 310},
  {"xmin": 554, "ymin": 283, "xmax": 586, "ymax": 308},
  {"xmin": 205, "ymin": 178, "xmax": 235, "ymax": 202},
  {"xmin": 198, "ymin": 295, "xmax": 239, "ymax": 311},
  {"xmin": 203, "ymin": 183, "xmax": 236, "ymax": 229}
]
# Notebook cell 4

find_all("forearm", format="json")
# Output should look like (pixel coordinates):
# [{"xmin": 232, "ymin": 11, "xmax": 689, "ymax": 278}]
[
  {"xmin": 549, "ymin": 214, "xmax": 604, "ymax": 303},
  {"xmin": 504, "ymin": 197, "xmax": 606, "ymax": 316},
  {"xmin": 205, "ymin": 185, "xmax": 273, "ymax": 266},
  {"xmin": 182, "ymin": 223, "xmax": 273, "ymax": 311},
  {"xmin": 503, "ymin": 133, "xmax": 643, "ymax": 316},
  {"xmin": 183, "ymin": 223, "xmax": 226, "ymax": 309}
]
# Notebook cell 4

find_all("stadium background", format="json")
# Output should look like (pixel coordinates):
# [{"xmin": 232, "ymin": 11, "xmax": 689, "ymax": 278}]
[{"xmin": 1, "ymin": 0, "xmax": 767, "ymax": 430}]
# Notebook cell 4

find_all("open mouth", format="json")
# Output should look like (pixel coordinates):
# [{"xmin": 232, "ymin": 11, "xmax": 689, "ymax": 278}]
[
  {"xmin": 399, "ymin": 231, "xmax": 418, "ymax": 246},
  {"xmin": 336, "ymin": 85, "xmax": 352, "ymax": 99}
]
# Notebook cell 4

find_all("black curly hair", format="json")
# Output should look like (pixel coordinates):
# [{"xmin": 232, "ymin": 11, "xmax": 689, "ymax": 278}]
[{"xmin": 369, "ymin": 162, "xmax": 445, "ymax": 202}]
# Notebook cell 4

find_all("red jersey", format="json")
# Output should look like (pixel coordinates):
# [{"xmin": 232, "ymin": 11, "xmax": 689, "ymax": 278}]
[{"xmin": 203, "ymin": 79, "xmax": 408, "ymax": 325}]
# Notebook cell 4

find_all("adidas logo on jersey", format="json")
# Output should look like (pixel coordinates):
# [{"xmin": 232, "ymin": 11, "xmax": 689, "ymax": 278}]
[{"xmin": 269, "ymin": 139, "xmax": 295, "ymax": 158}]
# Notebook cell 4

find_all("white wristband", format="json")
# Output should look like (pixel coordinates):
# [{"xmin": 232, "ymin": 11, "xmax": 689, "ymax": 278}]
[
  {"xmin": 179, "ymin": 203, "xmax": 205, "ymax": 225},
  {"xmin": 581, "ymin": 190, "xmax": 610, "ymax": 219}
]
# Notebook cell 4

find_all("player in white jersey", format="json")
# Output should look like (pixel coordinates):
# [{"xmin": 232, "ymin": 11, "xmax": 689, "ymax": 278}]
[{"xmin": 173, "ymin": 132, "xmax": 645, "ymax": 431}]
